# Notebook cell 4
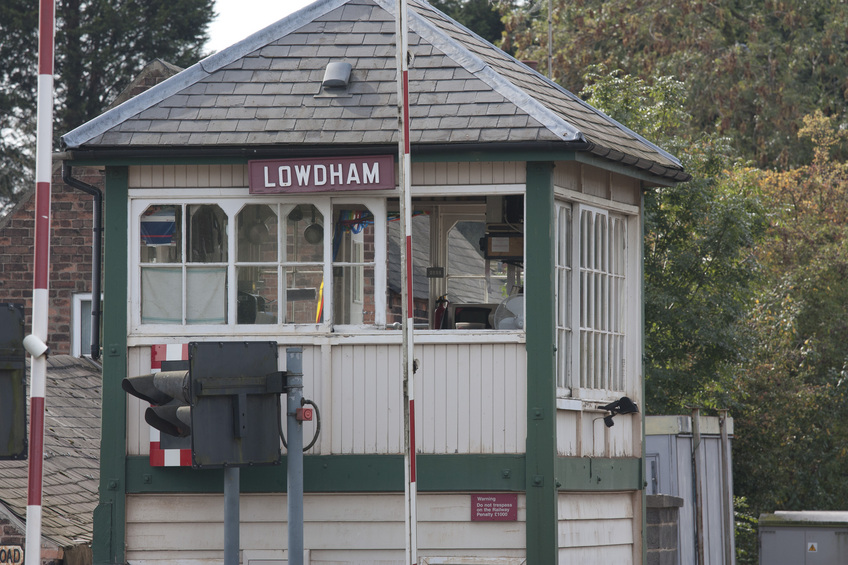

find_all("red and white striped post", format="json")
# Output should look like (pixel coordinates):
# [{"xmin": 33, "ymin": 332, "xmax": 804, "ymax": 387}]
[
  {"xmin": 25, "ymin": 1, "xmax": 55, "ymax": 564},
  {"xmin": 394, "ymin": 0, "xmax": 417, "ymax": 563}
]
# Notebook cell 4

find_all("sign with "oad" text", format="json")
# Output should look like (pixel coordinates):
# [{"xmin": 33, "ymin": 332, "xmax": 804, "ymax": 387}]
[{"xmin": 0, "ymin": 546, "xmax": 23, "ymax": 565}]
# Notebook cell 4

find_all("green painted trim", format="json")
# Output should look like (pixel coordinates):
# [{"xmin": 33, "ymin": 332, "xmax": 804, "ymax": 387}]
[
  {"xmin": 640, "ymin": 191, "xmax": 648, "ymax": 564},
  {"xmin": 66, "ymin": 149, "xmax": 581, "ymax": 168},
  {"xmin": 125, "ymin": 454, "xmax": 527, "ymax": 493},
  {"xmin": 573, "ymin": 152, "xmax": 682, "ymax": 187},
  {"xmin": 524, "ymin": 162, "xmax": 559, "ymax": 564},
  {"xmin": 556, "ymin": 457, "xmax": 643, "ymax": 491},
  {"xmin": 94, "ymin": 167, "xmax": 130, "ymax": 565}
]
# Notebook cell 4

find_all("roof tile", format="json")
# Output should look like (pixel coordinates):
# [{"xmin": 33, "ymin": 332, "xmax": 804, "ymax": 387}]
[{"xmin": 60, "ymin": 0, "xmax": 686, "ymax": 182}]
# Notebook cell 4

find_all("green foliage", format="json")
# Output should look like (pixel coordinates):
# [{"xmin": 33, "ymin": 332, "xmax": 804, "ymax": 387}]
[
  {"xmin": 0, "ymin": 0, "xmax": 215, "ymax": 207},
  {"xmin": 501, "ymin": 0, "xmax": 848, "ymax": 168},
  {"xmin": 731, "ymin": 112, "xmax": 848, "ymax": 519},
  {"xmin": 431, "ymin": 0, "xmax": 510, "ymax": 45},
  {"xmin": 580, "ymin": 67, "xmax": 767, "ymax": 414}
]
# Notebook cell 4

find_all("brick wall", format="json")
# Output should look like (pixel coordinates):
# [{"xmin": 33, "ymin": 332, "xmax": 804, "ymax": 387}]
[
  {"xmin": 0, "ymin": 165, "xmax": 104, "ymax": 355},
  {"xmin": 647, "ymin": 494, "xmax": 684, "ymax": 565}
]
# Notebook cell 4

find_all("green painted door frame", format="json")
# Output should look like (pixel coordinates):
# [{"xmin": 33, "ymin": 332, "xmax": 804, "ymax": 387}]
[
  {"xmin": 93, "ymin": 167, "xmax": 129, "ymax": 565},
  {"xmin": 524, "ymin": 161, "xmax": 559, "ymax": 563}
]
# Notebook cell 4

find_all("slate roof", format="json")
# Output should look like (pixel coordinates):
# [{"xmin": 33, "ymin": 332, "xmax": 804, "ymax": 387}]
[
  {"xmin": 61, "ymin": 0, "xmax": 688, "ymax": 183},
  {"xmin": 0, "ymin": 356, "xmax": 101, "ymax": 548}
]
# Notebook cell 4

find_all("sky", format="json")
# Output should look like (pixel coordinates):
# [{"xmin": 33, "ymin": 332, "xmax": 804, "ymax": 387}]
[{"xmin": 207, "ymin": 0, "xmax": 315, "ymax": 53}]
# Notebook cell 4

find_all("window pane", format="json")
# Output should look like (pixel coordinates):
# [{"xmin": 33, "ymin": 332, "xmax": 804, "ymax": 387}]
[
  {"xmin": 238, "ymin": 204, "xmax": 278, "ymax": 262},
  {"xmin": 332, "ymin": 205, "xmax": 375, "ymax": 325},
  {"xmin": 284, "ymin": 266, "xmax": 323, "ymax": 323},
  {"xmin": 187, "ymin": 204, "xmax": 228, "ymax": 263},
  {"xmin": 186, "ymin": 267, "xmax": 227, "ymax": 324},
  {"xmin": 141, "ymin": 267, "xmax": 182, "ymax": 323},
  {"xmin": 447, "ymin": 221, "xmax": 509, "ymax": 304},
  {"xmin": 141, "ymin": 205, "xmax": 181, "ymax": 263},
  {"xmin": 386, "ymin": 212, "xmax": 431, "ymax": 325},
  {"xmin": 286, "ymin": 204, "xmax": 324, "ymax": 262},
  {"xmin": 237, "ymin": 267, "xmax": 278, "ymax": 324},
  {"xmin": 333, "ymin": 265, "xmax": 375, "ymax": 325}
]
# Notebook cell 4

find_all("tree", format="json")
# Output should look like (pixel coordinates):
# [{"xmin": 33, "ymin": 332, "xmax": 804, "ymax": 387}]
[
  {"xmin": 499, "ymin": 0, "xmax": 848, "ymax": 168},
  {"xmin": 0, "ymin": 0, "xmax": 215, "ymax": 208},
  {"xmin": 732, "ymin": 112, "xmax": 848, "ymax": 523},
  {"xmin": 580, "ymin": 66, "xmax": 767, "ymax": 413},
  {"xmin": 431, "ymin": 0, "xmax": 510, "ymax": 46}
]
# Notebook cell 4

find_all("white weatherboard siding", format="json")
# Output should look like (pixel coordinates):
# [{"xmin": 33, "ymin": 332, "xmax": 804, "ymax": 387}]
[
  {"xmin": 125, "ymin": 492, "xmax": 641, "ymax": 563},
  {"xmin": 125, "ymin": 493, "xmax": 527, "ymax": 564},
  {"xmin": 127, "ymin": 340, "xmax": 527, "ymax": 456},
  {"xmin": 558, "ymin": 492, "xmax": 641, "ymax": 563}
]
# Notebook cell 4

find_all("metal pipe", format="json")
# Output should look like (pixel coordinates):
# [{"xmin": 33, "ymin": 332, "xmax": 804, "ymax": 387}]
[
  {"xmin": 692, "ymin": 408, "xmax": 705, "ymax": 565},
  {"xmin": 61, "ymin": 162, "xmax": 103, "ymax": 359},
  {"xmin": 224, "ymin": 466, "xmax": 240, "ymax": 565},
  {"xmin": 286, "ymin": 348, "xmax": 304, "ymax": 565},
  {"xmin": 719, "ymin": 410, "xmax": 735, "ymax": 564}
]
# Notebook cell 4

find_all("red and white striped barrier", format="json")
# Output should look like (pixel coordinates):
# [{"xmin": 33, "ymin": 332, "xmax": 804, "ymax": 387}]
[
  {"xmin": 26, "ymin": 2, "xmax": 55, "ymax": 564},
  {"xmin": 148, "ymin": 344, "xmax": 192, "ymax": 467}
]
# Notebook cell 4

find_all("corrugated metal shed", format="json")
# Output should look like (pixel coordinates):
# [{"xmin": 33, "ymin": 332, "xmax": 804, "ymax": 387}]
[
  {"xmin": 0, "ymin": 356, "xmax": 100, "ymax": 549},
  {"xmin": 61, "ymin": 0, "xmax": 688, "ymax": 183}
]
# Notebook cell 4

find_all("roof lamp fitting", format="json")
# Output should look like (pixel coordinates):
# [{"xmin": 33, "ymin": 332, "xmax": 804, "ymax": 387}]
[
  {"xmin": 323, "ymin": 61, "xmax": 352, "ymax": 89},
  {"xmin": 599, "ymin": 396, "xmax": 639, "ymax": 428}
]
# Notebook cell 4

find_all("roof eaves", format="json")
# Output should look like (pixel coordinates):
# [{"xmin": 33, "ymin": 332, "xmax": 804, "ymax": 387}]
[
  {"xmin": 377, "ymin": 0, "xmax": 585, "ymax": 144},
  {"xmin": 61, "ymin": 0, "xmax": 348, "ymax": 149}
]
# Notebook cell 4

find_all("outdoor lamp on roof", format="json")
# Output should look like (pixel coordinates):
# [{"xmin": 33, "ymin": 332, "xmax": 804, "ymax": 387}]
[{"xmin": 322, "ymin": 61, "xmax": 352, "ymax": 89}]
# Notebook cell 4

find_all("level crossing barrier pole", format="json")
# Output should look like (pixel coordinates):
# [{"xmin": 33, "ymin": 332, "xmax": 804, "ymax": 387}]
[{"xmin": 25, "ymin": 2, "xmax": 55, "ymax": 564}]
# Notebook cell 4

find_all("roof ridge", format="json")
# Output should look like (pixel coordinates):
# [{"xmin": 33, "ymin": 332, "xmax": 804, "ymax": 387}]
[{"xmin": 384, "ymin": 0, "xmax": 585, "ymax": 143}]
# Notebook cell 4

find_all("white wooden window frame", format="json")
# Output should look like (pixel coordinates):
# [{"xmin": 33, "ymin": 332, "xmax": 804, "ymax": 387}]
[
  {"xmin": 72, "ymin": 292, "xmax": 100, "ymax": 357},
  {"xmin": 556, "ymin": 200, "xmax": 639, "ymax": 401},
  {"xmin": 129, "ymin": 193, "xmax": 386, "ymax": 335}
]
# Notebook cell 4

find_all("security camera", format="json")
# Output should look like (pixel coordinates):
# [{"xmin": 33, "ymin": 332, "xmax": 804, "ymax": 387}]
[{"xmin": 23, "ymin": 335, "xmax": 49, "ymax": 358}]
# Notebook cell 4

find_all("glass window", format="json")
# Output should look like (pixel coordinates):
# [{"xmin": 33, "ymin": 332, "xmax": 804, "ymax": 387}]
[
  {"xmin": 140, "ymin": 204, "xmax": 228, "ymax": 325},
  {"xmin": 556, "ymin": 203, "xmax": 627, "ymax": 393},
  {"xmin": 332, "ymin": 205, "xmax": 375, "ymax": 325},
  {"xmin": 283, "ymin": 204, "xmax": 324, "ymax": 324},
  {"xmin": 237, "ymin": 204, "xmax": 278, "ymax": 324}
]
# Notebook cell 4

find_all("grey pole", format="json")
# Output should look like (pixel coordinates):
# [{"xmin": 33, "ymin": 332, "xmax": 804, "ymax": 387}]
[
  {"xmin": 224, "ymin": 466, "xmax": 240, "ymax": 565},
  {"xmin": 286, "ymin": 347, "xmax": 304, "ymax": 565}
]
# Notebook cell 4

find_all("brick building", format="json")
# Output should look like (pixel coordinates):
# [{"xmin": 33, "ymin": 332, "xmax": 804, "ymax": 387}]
[{"xmin": 0, "ymin": 166, "xmax": 102, "ymax": 357}]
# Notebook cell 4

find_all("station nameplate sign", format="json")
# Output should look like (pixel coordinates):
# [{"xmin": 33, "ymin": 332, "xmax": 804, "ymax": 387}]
[
  {"xmin": 248, "ymin": 155, "xmax": 395, "ymax": 194},
  {"xmin": 0, "ymin": 546, "xmax": 23, "ymax": 565},
  {"xmin": 471, "ymin": 493, "xmax": 518, "ymax": 521}
]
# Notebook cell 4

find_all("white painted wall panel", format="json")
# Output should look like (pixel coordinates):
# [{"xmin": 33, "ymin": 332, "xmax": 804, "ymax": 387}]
[
  {"xmin": 126, "ymin": 493, "xmax": 527, "ymax": 564},
  {"xmin": 557, "ymin": 492, "xmax": 638, "ymax": 564},
  {"xmin": 123, "ymin": 340, "xmax": 528, "ymax": 457}
]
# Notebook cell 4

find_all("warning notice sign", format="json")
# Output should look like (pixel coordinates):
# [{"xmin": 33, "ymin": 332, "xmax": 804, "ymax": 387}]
[
  {"xmin": 471, "ymin": 493, "xmax": 518, "ymax": 521},
  {"xmin": 807, "ymin": 542, "xmax": 818, "ymax": 553}
]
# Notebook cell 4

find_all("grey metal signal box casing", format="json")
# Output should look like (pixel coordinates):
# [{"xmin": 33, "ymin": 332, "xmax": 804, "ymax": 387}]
[
  {"xmin": 759, "ymin": 511, "xmax": 848, "ymax": 564},
  {"xmin": 0, "ymin": 303, "xmax": 26, "ymax": 460}
]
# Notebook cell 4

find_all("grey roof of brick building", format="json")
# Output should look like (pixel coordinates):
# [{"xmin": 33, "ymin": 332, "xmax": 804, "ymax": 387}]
[
  {"xmin": 0, "ymin": 356, "xmax": 100, "ymax": 548},
  {"xmin": 61, "ymin": 0, "xmax": 688, "ymax": 183}
]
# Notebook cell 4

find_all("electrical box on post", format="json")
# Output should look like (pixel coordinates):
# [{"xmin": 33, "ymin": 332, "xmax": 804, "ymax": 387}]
[{"xmin": 0, "ymin": 304, "xmax": 26, "ymax": 460}]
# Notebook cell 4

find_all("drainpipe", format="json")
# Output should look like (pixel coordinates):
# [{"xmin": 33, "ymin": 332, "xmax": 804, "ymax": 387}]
[
  {"xmin": 692, "ymin": 408, "xmax": 705, "ymax": 565},
  {"xmin": 61, "ymin": 162, "xmax": 102, "ymax": 360}
]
